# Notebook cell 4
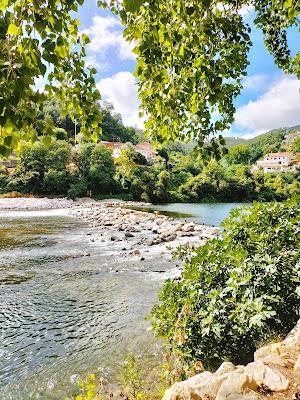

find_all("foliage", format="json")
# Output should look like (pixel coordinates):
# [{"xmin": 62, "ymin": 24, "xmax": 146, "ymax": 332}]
[
  {"xmin": 101, "ymin": 0, "xmax": 300, "ymax": 157},
  {"xmin": 120, "ymin": 354, "xmax": 166, "ymax": 400},
  {"xmin": 74, "ymin": 143, "xmax": 116, "ymax": 195},
  {"xmin": 89, "ymin": 144, "xmax": 116, "ymax": 194},
  {"xmin": 73, "ymin": 373, "xmax": 104, "ymax": 400},
  {"xmin": 151, "ymin": 200, "xmax": 300, "ymax": 372},
  {"xmin": 100, "ymin": 103, "xmax": 139, "ymax": 144},
  {"xmin": 0, "ymin": 0, "xmax": 101, "ymax": 157},
  {"xmin": 1, "ymin": 129, "xmax": 299, "ymax": 201},
  {"xmin": 289, "ymin": 137, "xmax": 300, "ymax": 154},
  {"xmin": 67, "ymin": 180, "xmax": 88, "ymax": 200},
  {"xmin": 5, "ymin": 140, "xmax": 72, "ymax": 194},
  {"xmin": 226, "ymin": 144, "xmax": 252, "ymax": 165},
  {"xmin": 1, "ymin": 1, "xmax": 299, "ymax": 158},
  {"xmin": 121, "ymin": 355, "xmax": 144, "ymax": 400}
]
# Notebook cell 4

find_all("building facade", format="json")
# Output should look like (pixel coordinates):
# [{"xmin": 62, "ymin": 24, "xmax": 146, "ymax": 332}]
[
  {"xmin": 101, "ymin": 141, "xmax": 156, "ymax": 162},
  {"xmin": 252, "ymin": 152, "xmax": 295, "ymax": 173}
]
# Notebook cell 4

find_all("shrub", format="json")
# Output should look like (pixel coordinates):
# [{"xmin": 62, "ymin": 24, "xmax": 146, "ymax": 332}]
[
  {"xmin": 43, "ymin": 169, "xmax": 72, "ymax": 195},
  {"xmin": 67, "ymin": 181, "xmax": 88, "ymax": 199},
  {"xmin": 151, "ymin": 200, "xmax": 300, "ymax": 373}
]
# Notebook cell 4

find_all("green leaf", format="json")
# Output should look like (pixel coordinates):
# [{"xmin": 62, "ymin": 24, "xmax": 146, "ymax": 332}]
[
  {"xmin": 82, "ymin": 33, "xmax": 91, "ymax": 45},
  {"xmin": 0, "ymin": 0, "xmax": 8, "ymax": 10},
  {"xmin": 7, "ymin": 24, "xmax": 20, "ymax": 36},
  {"xmin": 288, "ymin": 7, "xmax": 297, "ymax": 19},
  {"xmin": 54, "ymin": 46, "xmax": 67, "ymax": 58},
  {"xmin": 42, "ymin": 136, "xmax": 52, "ymax": 146},
  {"xmin": 123, "ymin": 0, "xmax": 144, "ymax": 13}
]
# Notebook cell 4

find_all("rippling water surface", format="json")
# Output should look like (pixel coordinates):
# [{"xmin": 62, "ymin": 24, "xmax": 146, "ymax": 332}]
[{"xmin": 0, "ymin": 209, "xmax": 173, "ymax": 399}]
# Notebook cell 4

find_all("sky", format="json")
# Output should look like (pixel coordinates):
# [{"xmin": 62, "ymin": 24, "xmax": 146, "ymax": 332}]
[{"xmin": 76, "ymin": 2, "xmax": 300, "ymax": 139}]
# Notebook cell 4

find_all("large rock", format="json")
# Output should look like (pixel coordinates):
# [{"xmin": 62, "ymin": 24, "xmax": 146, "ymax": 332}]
[
  {"xmin": 162, "ymin": 321, "xmax": 300, "ymax": 400},
  {"xmin": 254, "ymin": 320, "xmax": 300, "ymax": 367},
  {"xmin": 163, "ymin": 367, "xmax": 235, "ymax": 400}
]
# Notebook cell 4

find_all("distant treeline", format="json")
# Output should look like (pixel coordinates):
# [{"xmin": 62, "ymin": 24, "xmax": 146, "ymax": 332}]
[{"xmin": 0, "ymin": 138, "xmax": 299, "ymax": 203}]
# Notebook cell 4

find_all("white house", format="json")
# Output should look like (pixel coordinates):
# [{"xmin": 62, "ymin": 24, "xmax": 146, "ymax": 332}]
[{"xmin": 252, "ymin": 152, "xmax": 293, "ymax": 173}]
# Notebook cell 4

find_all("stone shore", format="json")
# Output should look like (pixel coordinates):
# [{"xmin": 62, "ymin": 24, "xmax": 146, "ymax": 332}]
[
  {"xmin": 0, "ymin": 197, "xmax": 73, "ymax": 209},
  {"xmin": 163, "ymin": 321, "xmax": 300, "ymax": 400},
  {"xmin": 70, "ymin": 200, "xmax": 221, "ymax": 255}
]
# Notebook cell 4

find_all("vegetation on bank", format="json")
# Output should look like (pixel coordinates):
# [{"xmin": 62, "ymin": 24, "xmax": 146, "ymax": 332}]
[
  {"xmin": 150, "ymin": 200, "xmax": 300, "ymax": 379},
  {"xmin": 0, "ymin": 131, "xmax": 299, "ymax": 203}
]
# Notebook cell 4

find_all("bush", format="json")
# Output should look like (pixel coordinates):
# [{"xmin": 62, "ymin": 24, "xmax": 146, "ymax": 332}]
[
  {"xmin": 67, "ymin": 181, "xmax": 88, "ymax": 199},
  {"xmin": 43, "ymin": 169, "xmax": 72, "ymax": 195},
  {"xmin": 151, "ymin": 200, "xmax": 300, "ymax": 373}
]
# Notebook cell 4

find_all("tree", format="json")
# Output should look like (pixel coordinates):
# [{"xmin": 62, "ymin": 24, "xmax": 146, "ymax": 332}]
[
  {"xmin": 6, "ymin": 140, "xmax": 72, "ymax": 194},
  {"xmin": 289, "ymin": 137, "xmax": 300, "ymax": 153},
  {"xmin": 103, "ymin": 0, "xmax": 299, "ymax": 158},
  {"xmin": 89, "ymin": 144, "xmax": 116, "ymax": 194},
  {"xmin": 100, "ymin": 103, "xmax": 139, "ymax": 143},
  {"xmin": 226, "ymin": 144, "xmax": 252, "ymax": 165},
  {"xmin": 0, "ymin": 0, "xmax": 101, "ymax": 157},
  {"xmin": 1, "ymin": 1, "xmax": 299, "ymax": 157}
]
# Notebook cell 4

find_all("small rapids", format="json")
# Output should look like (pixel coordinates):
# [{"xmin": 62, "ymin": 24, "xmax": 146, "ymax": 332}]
[{"xmin": 0, "ymin": 210, "xmax": 175, "ymax": 400}]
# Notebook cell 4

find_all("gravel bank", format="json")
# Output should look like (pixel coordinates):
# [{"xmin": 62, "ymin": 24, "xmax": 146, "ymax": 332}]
[{"xmin": 0, "ymin": 197, "xmax": 74, "ymax": 210}]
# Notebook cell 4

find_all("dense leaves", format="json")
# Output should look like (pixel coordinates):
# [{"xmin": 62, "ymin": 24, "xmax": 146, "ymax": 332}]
[
  {"xmin": 103, "ymin": 0, "xmax": 299, "ymax": 156},
  {"xmin": 0, "ymin": 0, "xmax": 102, "ymax": 156},
  {"xmin": 151, "ymin": 201, "xmax": 300, "ymax": 373},
  {"xmin": 0, "ymin": 136, "xmax": 299, "ymax": 200},
  {"xmin": 1, "ymin": 1, "xmax": 299, "ymax": 158}
]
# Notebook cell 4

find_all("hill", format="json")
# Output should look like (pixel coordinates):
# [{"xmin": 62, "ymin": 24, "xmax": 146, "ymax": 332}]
[
  {"xmin": 226, "ymin": 125, "xmax": 300, "ymax": 156},
  {"xmin": 224, "ymin": 137, "xmax": 247, "ymax": 148}
]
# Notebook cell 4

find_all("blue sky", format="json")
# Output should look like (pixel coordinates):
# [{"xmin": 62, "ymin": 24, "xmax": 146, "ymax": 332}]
[{"xmin": 77, "ymin": 3, "xmax": 300, "ymax": 138}]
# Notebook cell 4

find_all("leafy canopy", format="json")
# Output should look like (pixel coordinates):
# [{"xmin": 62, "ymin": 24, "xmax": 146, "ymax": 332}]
[
  {"xmin": 1, "ymin": 0, "xmax": 299, "ymax": 158},
  {"xmin": 103, "ymin": 0, "xmax": 299, "ymax": 158},
  {"xmin": 0, "ymin": 0, "xmax": 101, "ymax": 157}
]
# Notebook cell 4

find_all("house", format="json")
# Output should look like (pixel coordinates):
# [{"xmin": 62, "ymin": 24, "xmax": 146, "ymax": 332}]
[
  {"xmin": 252, "ymin": 152, "xmax": 294, "ymax": 173},
  {"xmin": 101, "ymin": 141, "xmax": 128, "ymax": 158},
  {"xmin": 134, "ymin": 143, "xmax": 156, "ymax": 161},
  {"xmin": 101, "ymin": 141, "xmax": 156, "ymax": 162}
]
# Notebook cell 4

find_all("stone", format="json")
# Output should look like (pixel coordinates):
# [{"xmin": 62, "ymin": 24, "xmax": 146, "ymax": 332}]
[
  {"xmin": 132, "ymin": 249, "xmax": 140, "ymax": 255},
  {"xmin": 294, "ymin": 355, "xmax": 300, "ymax": 371},
  {"xmin": 125, "ymin": 232, "xmax": 134, "ymax": 238},
  {"xmin": 183, "ymin": 223, "xmax": 195, "ymax": 232},
  {"xmin": 254, "ymin": 322, "xmax": 300, "ymax": 367},
  {"xmin": 216, "ymin": 371, "xmax": 260, "ymax": 400},
  {"xmin": 244, "ymin": 360, "xmax": 289, "ymax": 392},
  {"xmin": 163, "ymin": 234, "xmax": 177, "ymax": 242}
]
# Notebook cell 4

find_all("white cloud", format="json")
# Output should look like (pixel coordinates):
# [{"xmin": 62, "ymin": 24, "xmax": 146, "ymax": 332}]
[
  {"xmin": 243, "ymin": 74, "xmax": 268, "ymax": 91},
  {"xmin": 84, "ymin": 15, "xmax": 136, "ymax": 60},
  {"xmin": 235, "ymin": 77, "xmax": 300, "ymax": 132},
  {"xmin": 239, "ymin": 5, "xmax": 255, "ymax": 16},
  {"xmin": 97, "ymin": 71, "xmax": 144, "ymax": 128},
  {"xmin": 85, "ymin": 54, "xmax": 109, "ymax": 73}
]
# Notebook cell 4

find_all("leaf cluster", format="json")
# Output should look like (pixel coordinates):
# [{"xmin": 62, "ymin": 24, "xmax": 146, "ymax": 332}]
[
  {"xmin": 151, "ymin": 200, "xmax": 300, "ymax": 371},
  {"xmin": 0, "ymin": 0, "xmax": 102, "ymax": 156}
]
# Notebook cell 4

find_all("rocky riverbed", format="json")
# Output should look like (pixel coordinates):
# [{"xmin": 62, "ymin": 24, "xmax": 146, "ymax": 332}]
[
  {"xmin": 70, "ymin": 200, "xmax": 222, "ymax": 261},
  {"xmin": 0, "ymin": 197, "xmax": 222, "ymax": 263}
]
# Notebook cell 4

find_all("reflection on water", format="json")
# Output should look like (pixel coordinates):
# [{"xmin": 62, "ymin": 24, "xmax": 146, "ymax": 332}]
[
  {"xmin": 0, "ymin": 211, "xmax": 170, "ymax": 400},
  {"xmin": 134, "ymin": 202, "xmax": 251, "ymax": 226}
]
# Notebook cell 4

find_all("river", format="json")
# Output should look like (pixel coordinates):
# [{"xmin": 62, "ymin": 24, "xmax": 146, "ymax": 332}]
[{"xmin": 0, "ymin": 202, "xmax": 249, "ymax": 399}]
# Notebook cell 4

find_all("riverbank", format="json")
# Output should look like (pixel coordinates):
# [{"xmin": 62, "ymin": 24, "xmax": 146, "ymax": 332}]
[{"xmin": 0, "ymin": 197, "xmax": 222, "ymax": 260}]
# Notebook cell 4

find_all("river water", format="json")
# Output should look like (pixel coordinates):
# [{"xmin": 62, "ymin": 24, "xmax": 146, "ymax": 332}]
[{"xmin": 0, "ymin": 203, "xmax": 249, "ymax": 399}]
